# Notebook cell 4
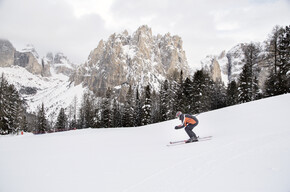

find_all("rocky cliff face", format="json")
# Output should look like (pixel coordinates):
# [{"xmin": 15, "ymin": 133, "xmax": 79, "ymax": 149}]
[
  {"xmin": 201, "ymin": 43, "xmax": 269, "ymax": 89},
  {"xmin": 0, "ymin": 39, "xmax": 15, "ymax": 67},
  {"xmin": 0, "ymin": 40, "xmax": 50, "ymax": 76},
  {"xmin": 201, "ymin": 43, "xmax": 249, "ymax": 85},
  {"xmin": 0, "ymin": 39, "xmax": 75, "ymax": 77},
  {"xmin": 71, "ymin": 25, "xmax": 189, "ymax": 98},
  {"xmin": 45, "ymin": 52, "xmax": 75, "ymax": 76}
]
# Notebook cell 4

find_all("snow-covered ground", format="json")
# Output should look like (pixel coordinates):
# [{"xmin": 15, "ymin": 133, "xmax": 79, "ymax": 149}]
[{"xmin": 1, "ymin": 94, "xmax": 290, "ymax": 192}]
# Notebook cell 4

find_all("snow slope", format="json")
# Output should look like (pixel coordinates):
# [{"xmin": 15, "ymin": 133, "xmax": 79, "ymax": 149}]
[
  {"xmin": 1, "ymin": 94, "xmax": 290, "ymax": 192},
  {"xmin": 0, "ymin": 66, "xmax": 87, "ymax": 119}
]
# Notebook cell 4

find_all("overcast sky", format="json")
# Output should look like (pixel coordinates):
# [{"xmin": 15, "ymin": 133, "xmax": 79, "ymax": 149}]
[{"xmin": 0, "ymin": 0, "xmax": 289, "ymax": 68}]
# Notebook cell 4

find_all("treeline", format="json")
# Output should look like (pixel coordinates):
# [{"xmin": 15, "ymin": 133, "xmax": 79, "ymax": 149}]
[{"xmin": 0, "ymin": 25, "xmax": 289, "ymax": 135}]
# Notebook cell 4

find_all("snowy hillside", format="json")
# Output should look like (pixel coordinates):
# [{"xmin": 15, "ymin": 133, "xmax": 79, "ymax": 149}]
[
  {"xmin": 0, "ymin": 66, "xmax": 87, "ymax": 119},
  {"xmin": 1, "ymin": 94, "xmax": 290, "ymax": 192}
]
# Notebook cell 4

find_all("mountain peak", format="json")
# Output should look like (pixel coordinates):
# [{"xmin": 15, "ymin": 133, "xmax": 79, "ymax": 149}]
[
  {"xmin": 72, "ymin": 25, "xmax": 189, "ymax": 100},
  {"xmin": 136, "ymin": 25, "xmax": 152, "ymax": 35}
]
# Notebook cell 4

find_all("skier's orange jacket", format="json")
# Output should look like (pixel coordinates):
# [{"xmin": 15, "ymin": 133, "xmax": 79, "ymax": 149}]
[{"xmin": 177, "ymin": 114, "xmax": 198, "ymax": 128}]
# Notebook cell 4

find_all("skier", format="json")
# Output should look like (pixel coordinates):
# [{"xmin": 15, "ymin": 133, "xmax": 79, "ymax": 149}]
[{"xmin": 175, "ymin": 111, "xmax": 199, "ymax": 143}]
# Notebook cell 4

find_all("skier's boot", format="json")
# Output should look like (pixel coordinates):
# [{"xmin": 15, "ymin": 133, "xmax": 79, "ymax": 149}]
[{"xmin": 185, "ymin": 137, "xmax": 198, "ymax": 143}]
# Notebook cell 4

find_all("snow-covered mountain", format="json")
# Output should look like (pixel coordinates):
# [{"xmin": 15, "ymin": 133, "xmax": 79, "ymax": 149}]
[
  {"xmin": 0, "ymin": 26, "xmax": 191, "ymax": 116},
  {"xmin": 0, "ymin": 39, "xmax": 81, "ymax": 119},
  {"xmin": 70, "ymin": 25, "xmax": 190, "ymax": 99},
  {"xmin": 201, "ymin": 43, "xmax": 247, "ymax": 85},
  {"xmin": 201, "ymin": 43, "xmax": 269, "ymax": 88},
  {"xmin": 0, "ymin": 66, "xmax": 87, "ymax": 120},
  {"xmin": 1, "ymin": 94, "xmax": 289, "ymax": 192}
]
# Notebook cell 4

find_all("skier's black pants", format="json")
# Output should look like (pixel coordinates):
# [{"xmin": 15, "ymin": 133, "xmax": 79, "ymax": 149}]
[{"xmin": 185, "ymin": 122, "xmax": 198, "ymax": 139}]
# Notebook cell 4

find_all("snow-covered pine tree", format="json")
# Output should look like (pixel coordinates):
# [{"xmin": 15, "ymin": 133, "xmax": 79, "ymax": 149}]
[
  {"xmin": 192, "ymin": 70, "xmax": 203, "ymax": 114},
  {"xmin": 151, "ymin": 90, "xmax": 160, "ymax": 123},
  {"xmin": 266, "ymin": 26, "xmax": 284, "ymax": 75},
  {"xmin": 183, "ymin": 77, "xmax": 193, "ymax": 113},
  {"xmin": 226, "ymin": 80, "xmax": 239, "ymax": 106},
  {"xmin": 192, "ymin": 70, "xmax": 212, "ymax": 113},
  {"xmin": 211, "ymin": 80, "xmax": 226, "ymax": 110},
  {"xmin": 0, "ymin": 73, "xmax": 9, "ymax": 134},
  {"xmin": 0, "ymin": 74, "xmax": 27, "ymax": 134},
  {"xmin": 238, "ymin": 42, "xmax": 260, "ymax": 103},
  {"xmin": 123, "ymin": 85, "xmax": 134, "ymax": 127},
  {"xmin": 264, "ymin": 25, "xmax": 289, "ymax": 96},
  {"xmin": 134, "ymin": 89, "xmax": 142, "ymax": 127},
  {"xmin": 55, "ymin": 108, "xmax": 67, "ymax": 132},
  {"xmin": 102, "ymin": 88, "xmax": 112, "ymax": 128},
  {"xmin": 84, "ymin": 92, "xmax": 95, "ymax": 128},
  {"xmin": 36, "ymin": 103, "xmax": 48, "ymax": 134},
  {"xmin": 160, "ymin": 80, "xmax": 170, "ymax": 121},
  {"xmin": 77, "ymin": 108, "xmax": 85, "ymax": 129},
  {"xmin": 142, "ymin": 85, "xmax": 152, "ymax": 125},
  {"xmin": 112, "ymin": 98, "xmax": 122, "ymax": 128},
  {"xmin": 238, "ymin": 62, "xmax": 252, "ymax": 103},
  {"xmin": 277, "ymin": 25, "xmax": 290, "ymax": 94},
  {"xmin": 174, "ymin": 70, "xmax": 185, "ymax": 112}
]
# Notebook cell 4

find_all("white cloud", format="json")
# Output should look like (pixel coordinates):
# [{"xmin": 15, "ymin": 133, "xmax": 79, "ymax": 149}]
[{"xmin": 0, "ymin": 0, "xmax": 289, "ymax": 67}]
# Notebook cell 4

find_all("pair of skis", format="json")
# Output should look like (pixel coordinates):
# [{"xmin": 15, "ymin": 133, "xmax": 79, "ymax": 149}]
[{"xmin": 167, "ymin": 136, "xmax": 212, "ymax": 146}]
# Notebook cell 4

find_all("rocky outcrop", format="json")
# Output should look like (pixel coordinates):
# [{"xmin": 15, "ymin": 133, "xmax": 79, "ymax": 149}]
[
  {"xmin": 211, "ymin": 58, "xmax": 222, "ymax": 82},
  {"xmin": 71, "ymin": 25, "xmax": 189, "ymax": 98},
  {"xmin": 0, "ymin": 39, "xmax": 16, "ymax": 67},
  {"xmin": 0, "ymin": 40, "xmax": 51, "ymax": 77},
  {"xmin": 201, "ymin": 43, "xmax": 270, "ymax": 90},
  {"xmin": 45, "ymin": 52, "xmax": 75, "ymax": 76}
]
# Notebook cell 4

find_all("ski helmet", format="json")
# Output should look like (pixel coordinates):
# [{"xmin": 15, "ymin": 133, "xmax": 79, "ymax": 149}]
[{"xmin": 176, "ymin": 111, "xmax": 182, "ymax": 118}]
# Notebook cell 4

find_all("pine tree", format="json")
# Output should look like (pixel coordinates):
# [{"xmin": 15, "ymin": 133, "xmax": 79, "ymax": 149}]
[
  {"xmin": 264, "ymin": 25, "xmax": 290, "ymax": 96},
  {"xmin": 238, "ymin": 42, "xmax": 260, "ymax": 103},
  {"xmin": 36, "ymin": 103, "xmax": 48, "ymax": 134},
  {"xmin": 7, "ymin": 84, "xmax": 23, "ymax": 134},
  {"xmin": 277, "ymin": 25, "xmax": 290, "ymax": 94},
  {"xmin": 55, "ymin": 108, "xmax": 67, "ymax": 132},
  {"xmin": 266, "ymin": 26, "xmax": 284, "ymax": 74},
  {"xmin": 238, "ymin": 63, "xmax": 252, "ymax": 103},
  {"xmin": 84, "ymin": 92, "xmax": 95, "ymax": 128},
  {"xmin": 151, "ymin": 90, "xmax": 159, "ymax": 123},
  {"xmin": 134, "ymin": 89, "xmax": 142, "ymax": 127},
  {"xmin": 226, "ymin": 81, "xmax": 239, "ymax": 106},
  {"xmin": 211, "ymin": 80, "xmax": 226, "ymax": 110},
  {"xmin": 112, "ymin": 99, "xmax": 122, "ymax": 128},
  {"xmin": 192, "ymin": 70, "xmax": 212, "ymax": 113},
  {"xmin": 174, "ymin": 71, "xmax": 185, "ymax": 112},
  {"xmin": 0, "ymin": 73, "xmax": 9, "ymax": 134},
  {"xmin": 20, "ymin": 114, "xmax": 28, "ymax": 133},
  {"xmin": 182, "ymin": 77, "xmax": 193, "ymax": 113},
  {"xmin": 77, "ymin": 108, "xmax": 85, "ymax": 129},
  {"xmin": 123, "ymin": 85, "xmax": 134, "ymax": 127},
  {"xmin": 160, "ymin": 80, "xmax": 170, "ymax": 121},
  {"xmin": 0, "ymin": 74, "xmax": 27, "ymax": 134},
  {"xmin": 102, "ymin": 88, "xmax": 112, "ymax": 128},
  {"xmin": 142, "ymin": 85, "xmax": 152, "ymax": 125}
]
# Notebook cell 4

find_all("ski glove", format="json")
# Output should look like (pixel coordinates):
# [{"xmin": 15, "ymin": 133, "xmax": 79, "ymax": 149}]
[{"xmin": 175, "ymin": 126, "xmax": 182, "ymax": 129}]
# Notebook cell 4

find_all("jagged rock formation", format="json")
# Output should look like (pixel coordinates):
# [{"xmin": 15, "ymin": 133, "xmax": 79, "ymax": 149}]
[
  {"xmin": 0, "ymin": 39, "xmax": 15, "ymax": 67},
  {"xmin": 211, "ymin": 58, "xmax": 222, "ymax": 82},
  {"xmin": 0, "ymin": 39, "xmax": 75, "ymax": 77},
  {"xmin": 201, "ymin": 43, "xmax": 270, "ymax": 89},
  {"xmin": 201, "ymin": 44, "xmax": 249, "ymax": 85},
  {"xmin": 0, "ymin": 40, "xmax": 50, "ymax": 76},
  {"xmin": 71, "ymin": 25, "xmax": 189, "ymax": 99},
  {"xmin": 45, "ymin": 52, "xmax": 75, "ymax": 76}
]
